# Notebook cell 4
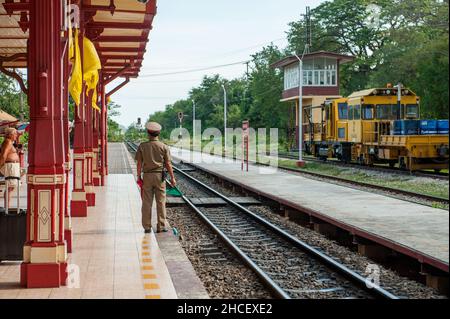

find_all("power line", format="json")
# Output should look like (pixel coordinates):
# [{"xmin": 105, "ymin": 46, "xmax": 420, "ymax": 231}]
[
  {"xmin": 138, "ymin": 61, "xmax": 249, "ymax": 78},
  {"xmin": 141, "ymin": 36, "xmax": 287, "ymax": 70}
]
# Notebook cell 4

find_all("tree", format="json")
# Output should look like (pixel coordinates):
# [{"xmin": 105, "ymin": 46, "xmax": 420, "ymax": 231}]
[
  {"xmin": 107, "ymin": 101, "xmax": 124, "ymax": 142},
  {"xmin": 145, "ymin": 0, "xmax": 449, "ymax": 146},
  {"xmin": 286, "ymin": 0, "xmax": 448, "ymax": 116},
  {"xmin": 0, "ymin": 72, "xmax": 28, "ymax": 120},
  {"xmin": 247, "ymin": 45, "xmax": 288, "ymax": 134},
  {"xmin": 368, "ymin": 0, "xmax": 449, "ymax": 118}
]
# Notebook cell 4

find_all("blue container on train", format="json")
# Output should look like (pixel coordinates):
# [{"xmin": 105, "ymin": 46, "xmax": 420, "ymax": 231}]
[
  {"xmin": 393, "ymin": 120, "xmax": 420, "ymax": 135},
  {"xmin": 437, "ymin": 120, "xmax": 449, "ymax": 134},
  {"xmin": 419, "ymin": 120, "xmax": 438, "ymax": 135}
]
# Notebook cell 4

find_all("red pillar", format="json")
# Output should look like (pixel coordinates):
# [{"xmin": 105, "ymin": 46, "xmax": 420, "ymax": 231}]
[
  {"xmin": 100, "ymin": 85, "xmax": 107, "ymax": 186},
  {"xmin": 70, "ymin": 27, "xmax": 88, "ymax": 217},
  {"xmin": 105, "ymin": 104, "xmax": 109, "ymax": 176},
  {"xmin": 85, "ymin": 90, "xmax": 96, "ymax": 206},
  {"xmin": 63, "ymin": 38, "xmax": 72, "ymax": 253},
  {"xmin": 21, "ymin": 0, "xmax": 68, "ymax": 288},
  {"xmin": 92, "ymin": 87, "xmax": 101, "ymax": 187}
]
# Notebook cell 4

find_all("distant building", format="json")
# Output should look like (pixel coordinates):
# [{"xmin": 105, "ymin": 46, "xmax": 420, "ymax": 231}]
[{"xmin": 271, "ymin": 51, "xmax": 354, "ymax": 149}]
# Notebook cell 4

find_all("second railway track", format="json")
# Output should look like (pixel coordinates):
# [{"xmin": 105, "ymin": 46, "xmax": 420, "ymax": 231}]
[
  {"xmin": 171, "ymin": 164, "xmax": 399, "ymax": 299},
  {"xmin": 129, "ymin": 140, "xmax": 403, "ymax": 299},
  {"xmin": 278, "ymin": 152, "xmax": 449, "ymax": 181},
  {"xmin": 126, "ymin": 141, "xmax": 398, "ymax": 299}
]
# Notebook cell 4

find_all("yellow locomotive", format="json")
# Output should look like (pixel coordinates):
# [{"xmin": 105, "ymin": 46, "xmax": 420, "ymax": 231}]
[{"xmin": 304, "ymin": 85, "xmax": 449, "ymax": 171}]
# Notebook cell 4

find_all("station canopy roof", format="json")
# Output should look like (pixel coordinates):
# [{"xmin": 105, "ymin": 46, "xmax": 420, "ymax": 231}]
[{"xmin": 0, "ymin": 0, "xmax": 157, "ymax": 79}]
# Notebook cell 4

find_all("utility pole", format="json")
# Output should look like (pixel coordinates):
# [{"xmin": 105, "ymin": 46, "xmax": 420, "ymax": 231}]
[
  {"xmin": 396, "ymin": 83, "xmax": 403, "ymax": 120},
  {"xmin": 244, "ymin": 61, "xmax": 250, "ymax": 114},
  {"xmin": 294, "ymin": 54, "xmax": 304, "ymax": 165},
  {"xmin": 293, "ymin": 6, "xmax": 312, "ymax": 167},
  {"xmin": 19, "ymin": 92, "xmax": 24, "ymax": 122},
  {"xmin": 305, "ymin": 6, "xmax": 312, "ymax": 52},
  {"xmin": 192, "ymin": 99, "xmax": 196, "ymax": 149},
  {"xmin": 221, "ymin": 84, "xmax": 227, "ymax": 157}
]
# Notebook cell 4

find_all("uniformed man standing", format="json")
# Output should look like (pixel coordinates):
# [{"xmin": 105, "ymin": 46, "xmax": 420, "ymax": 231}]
[{"xmin": 136, "ymin": 122, "xmax": 177, "ymax": 233}]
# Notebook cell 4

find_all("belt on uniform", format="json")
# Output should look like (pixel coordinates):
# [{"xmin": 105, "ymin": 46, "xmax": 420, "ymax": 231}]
[
  {"xmin": 6, "ymin": 161, "xmax": 20, "ymax": 164},
  {"xmin": 143, "ymin": 170, "xmax": 167, "ymax": 182}
]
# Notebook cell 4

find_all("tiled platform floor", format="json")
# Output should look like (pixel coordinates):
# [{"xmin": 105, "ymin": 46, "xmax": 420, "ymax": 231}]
[
  {"xmin": 0, "ymin": 174, "xmax": 178, "ymax": 299},
  {"xmin": 0, "ymin": 143, "xmax": 208, "ymax": 299}
]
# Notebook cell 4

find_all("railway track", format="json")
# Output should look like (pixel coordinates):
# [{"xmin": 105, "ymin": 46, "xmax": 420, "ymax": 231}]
[
  {"xmin": 127, "ymin": 142, "xmax": 448, "ymax": 208},
  {"xmin": 126, "ymin": 141, "xmax": 398, "ymax": 299},
  {"xmin": 172, "ymin": 164, "xmax": 399, "ymax": 299},
  {"xmin": 277, "ymin": 152, "xmax": 449, "ymax": 181},
  {"xmin": 235, "ymin": 150, "xmax": 449, "ymax": 206},
  {"xmin": 272, "ymin": 162, "xmax": 449, "ymax": 206}
]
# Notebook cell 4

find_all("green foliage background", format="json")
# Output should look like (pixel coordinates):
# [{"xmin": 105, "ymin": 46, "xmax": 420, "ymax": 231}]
[
  {"xmin": 140, "ymin": 0, "xmax": 449, "ymax": 147},
  {"xmin": 0, "ymin": 0, "xmax": 448, "ymax": 148}
]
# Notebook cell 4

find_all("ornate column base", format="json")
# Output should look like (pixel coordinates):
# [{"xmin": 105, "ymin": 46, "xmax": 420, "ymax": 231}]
[
  {"xmin": 20, "ymin": 244, "xmax": 67, "ymax": 288},
  {"xmin": 71, "ymin": 192, "xmax": 88, "ymax": 217},
  {"xmin": 85, "ymin": 185, "xmax": 96, "ymax": 207},
  {"xmin": 65, "ymin": 230, "xmax": 73, "ymax": 253},
  {"xmin": 85, "ymin": 152, "xmax": 96, "ymax": 207},
  {"xmin": 93, "ymin": 147, "xmax": 100, "ymax": 186},
  {"xmin": 64, "ymin": 217, "xmax": 73, "ymax": 253},
  {"xmin": 93, "ymin": 172, "xmax": 101, "ymax": 186},
  {"xmin": 21, "ymin": 262, "xmax": 68, "ymax": 288}
]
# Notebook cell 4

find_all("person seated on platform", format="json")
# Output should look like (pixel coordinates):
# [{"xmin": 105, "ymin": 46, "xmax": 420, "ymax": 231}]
[
  {"xmin": 0, "ymin": 128, "xmax": 21, "ymax": 209},
  {"xmin": 136, "ymin": 122, "xmax": 177, "ymax": 234}
]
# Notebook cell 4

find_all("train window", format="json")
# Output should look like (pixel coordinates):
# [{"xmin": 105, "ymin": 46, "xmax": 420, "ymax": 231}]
[
  {"xmin": 406, "ymin": 104, "xmax": 419, "ymax": 118},
  {"xmin": 338, "ymin": 128, "xmax": 346, "ymax": 139},
  {"xmin": 391, "ymin": 104, "xmax": 401, "ymax": 120},
  {"xmin": 354, "ymin": 105, "xmax": 361, "ymax": 120},
  {"xmin": 362, "ymin": 105, "xmax": 374, "ymax": 120},
  {"xmin": 338, "ymin": 103, "xmax": 348, "ymax": 119},
  {"xmin": 348, "ymin": 105, "xmax": 354, "ymax": 120},
  {"xmin": 376, "ymin": 105, "xmax": 391, "ymax": 120}
]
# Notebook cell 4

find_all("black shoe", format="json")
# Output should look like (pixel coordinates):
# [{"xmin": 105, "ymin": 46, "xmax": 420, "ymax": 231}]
[
  {"xmin": 156, "ymin": 228, "xmax": 168, "ymax": 233},
  {"xmin": 144, "ymin": 229, "xmax": 152, "ymax": 234}
]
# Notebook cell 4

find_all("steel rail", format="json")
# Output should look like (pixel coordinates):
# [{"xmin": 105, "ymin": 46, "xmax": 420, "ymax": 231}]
[
  {"xmin": 236, "ymin": 150, "xmax": 449, "ymax": 205},
  {"xmin": 126, "ymin": 141, "xmax": 290, "ymax": 298},
  {"xmin": 128, "ymin": 140, "xmax": 399, "ymax": 298},
  {"xmin": 180, "ymin": 193, "xmax": 291, "ymax": 299},
  {"xmin": 154, "ymin": 144, "xmax": 447, "ymax": 205},
  {"xmin": 173, "ymin": 165, "xmax": 400, "ymax": 300},
  {"xmin": 273, "ymin": 164, "xmax": 449, "ymax": 205},
  {"xmin": 277, "ymin": 152, "xmax": 449, "ymax": 181}
]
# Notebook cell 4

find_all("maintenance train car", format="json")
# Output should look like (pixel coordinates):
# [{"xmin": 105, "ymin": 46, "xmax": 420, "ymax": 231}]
[{"xmin": 304, "ymin": 85, "xmax": 449, "ymax": 171}]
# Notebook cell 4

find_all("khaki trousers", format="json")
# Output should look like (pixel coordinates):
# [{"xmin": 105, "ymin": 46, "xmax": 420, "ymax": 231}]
[{"xmin": 141, "ymin": 172, "xmax": 167, "ymax": 231}]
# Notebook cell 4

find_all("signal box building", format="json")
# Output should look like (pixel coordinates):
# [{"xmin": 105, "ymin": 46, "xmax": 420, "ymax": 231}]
[{"xmin": 271, "ymin": 51, "xmax": 354, "ymax": 148}]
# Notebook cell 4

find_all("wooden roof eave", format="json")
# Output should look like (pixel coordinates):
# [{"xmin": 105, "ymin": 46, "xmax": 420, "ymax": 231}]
[{"xmin": 1, "ymin": 0, "xmax": 157, "ymax": 80}]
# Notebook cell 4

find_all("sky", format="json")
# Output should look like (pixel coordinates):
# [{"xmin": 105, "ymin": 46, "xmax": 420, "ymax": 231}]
[{"xmin": 109, "ymin": 0, "xmax": 325, "ymax": 128}]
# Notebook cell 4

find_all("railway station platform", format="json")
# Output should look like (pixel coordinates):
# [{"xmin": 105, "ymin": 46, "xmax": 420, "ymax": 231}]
[
  {"xmin": 0, "ymin": 144, "xmax": 208, "ymax": 299},
  {"xmin": 171, "ymin": 148, "xmax": 449, "ymax": 277}
]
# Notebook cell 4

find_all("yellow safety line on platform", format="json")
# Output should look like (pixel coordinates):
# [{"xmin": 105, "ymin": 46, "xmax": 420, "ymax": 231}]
[{"xmin": 140, "ymin": 235, "xmax": 161, "ymax": 299}]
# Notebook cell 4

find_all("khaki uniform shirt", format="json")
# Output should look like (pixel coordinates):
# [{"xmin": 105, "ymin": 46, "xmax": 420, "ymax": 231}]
[{"xmin": 135, "ymin": 138, "xmax": 171, "ymax": 173}]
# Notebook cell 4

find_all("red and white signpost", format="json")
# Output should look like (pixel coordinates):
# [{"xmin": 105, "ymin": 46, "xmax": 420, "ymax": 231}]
[{"xmin": 242, "ymin": 121, "xmax": 249, "ymax": 172}]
